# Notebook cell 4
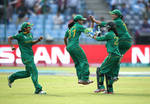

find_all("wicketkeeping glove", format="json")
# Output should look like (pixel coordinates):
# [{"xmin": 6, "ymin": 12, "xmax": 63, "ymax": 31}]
[{"xmin": 95, "ymin": 30, "xmax": 102, "ymax": 37}]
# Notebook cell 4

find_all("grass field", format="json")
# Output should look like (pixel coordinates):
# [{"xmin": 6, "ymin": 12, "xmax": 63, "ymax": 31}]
[{"xmin": 0, "ymin": 67, "xmax": 150, "ymax": 104}]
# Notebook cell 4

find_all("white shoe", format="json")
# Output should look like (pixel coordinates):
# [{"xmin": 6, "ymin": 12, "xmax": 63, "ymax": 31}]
[
  {"xmin": 94, "ymin": 89, "xmax": 105, "ymax": 93},
  {"xmin": 36, "ymin": 90, "xmax": 47, "ymax": 94}
]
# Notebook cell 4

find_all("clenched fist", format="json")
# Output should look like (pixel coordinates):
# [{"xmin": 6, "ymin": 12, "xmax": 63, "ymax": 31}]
[{"xmin": 38, "ymin": 36, "xmax": 43, "ymax": 41}]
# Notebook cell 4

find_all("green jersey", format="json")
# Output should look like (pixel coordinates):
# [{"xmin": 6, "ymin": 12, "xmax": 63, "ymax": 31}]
[
  {"xmin": 65, "ymin": 22, "xmax": 85, "ymax": 48},
  {"xmin": 101, "ymin": 18, "xmax": 131, "ymax": 39},
  {"xmin": 96, "ymin": 31, "xmax": 120, "ymax": 56},
  {"xmin": 12, "ymin": 32, "xmax": 34, "ymax": 63}
]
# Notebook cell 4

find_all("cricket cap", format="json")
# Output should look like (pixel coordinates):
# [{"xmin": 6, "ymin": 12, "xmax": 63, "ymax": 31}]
[
  {"xmin": 74, "ymin": 15, "xmax": 87, "ymax": 21},
  {"xmin": 109, "ymin": 9, "xmax": 122, "ymax": 16},
  {"xmin": 21, "ymin": 22, "xmax": 33, "ymax": 30}
]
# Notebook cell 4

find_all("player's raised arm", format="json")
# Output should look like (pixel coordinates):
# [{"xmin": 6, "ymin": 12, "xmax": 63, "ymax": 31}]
[
  {"xmin": 90, "ymin": 16, "xmax": 95, "ymax": 28},
  {"xmin": 90, "ymin": 15, "xmax": 101, "ymax": 25}
]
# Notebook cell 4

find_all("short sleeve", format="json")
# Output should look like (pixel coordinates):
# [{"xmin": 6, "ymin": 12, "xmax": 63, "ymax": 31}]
[
  {"xmin": 65, "ymin": 30, "xmax": 69, "ymax": 38},
  {"xmin": 12, "ymin": 34, "xmax": 22, "ymax": 40}
]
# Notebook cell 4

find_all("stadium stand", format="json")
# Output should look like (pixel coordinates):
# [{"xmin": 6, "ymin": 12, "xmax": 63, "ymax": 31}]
[{"xmin": 0, "ymin": 0, "xmax": 150, "ymax": 44}]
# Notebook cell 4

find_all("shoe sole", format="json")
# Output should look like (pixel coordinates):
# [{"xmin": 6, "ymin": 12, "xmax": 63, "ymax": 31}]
[
  {"xmin": 35, "ymin": 90, "xmax": 47, "ymax": 94},
  {"xmin": 35, "ymin": 93, "xmax": 47, "ymax": 95},
  {"xmin": 37, "ymin": 93, "xmax": 47, "ymax": 95},
  {"xmin": 78, "ymin": 81, "xmax": 94, "ymax": 85}
]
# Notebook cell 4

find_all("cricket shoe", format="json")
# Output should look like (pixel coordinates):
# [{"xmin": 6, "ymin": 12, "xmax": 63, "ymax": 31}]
[
  {"xmin": 78, "ymin": 80, "xmax": 93, "ymax": 85},
  {"xmin": 8, "ymin": 76, "xmax": 13, "ymax": 88},
  {"xmin": 94, "ymin": 85, "xmax": 105, "ymax": 93},
  {"xmin": 35, "ymin": 90, "xmax": 47, "ymax": 95},
  {"xmin": 94, "ymin": 89, "xmax": 105, "ymax": 93}
]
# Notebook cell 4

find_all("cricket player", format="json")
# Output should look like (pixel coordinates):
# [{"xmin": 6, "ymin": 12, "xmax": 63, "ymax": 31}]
[
  {"xmin": 90, "ymin": 9, "xmax": 132, "ymax": 81},
  {"xmin": 64, "ymin": 15, "xmax": 94, "ymax": 85},
  {"xmin": 89, "ymin": 22, "xmax": 121, "ymax": 94},
  {"xmin": 8, "ymin": 22, "xmax": 46, "ymax": 94}
]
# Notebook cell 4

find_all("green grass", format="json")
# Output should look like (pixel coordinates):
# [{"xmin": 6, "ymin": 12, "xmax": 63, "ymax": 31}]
[{"xmin": 0, "ymin": 66, "xmax": 150, "ymax": 104}]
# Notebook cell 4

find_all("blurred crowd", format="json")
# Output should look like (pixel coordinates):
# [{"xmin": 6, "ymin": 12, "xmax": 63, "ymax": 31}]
[{"xmin": 0, "ymin": 0, "xmax": 89, "ymax": 24}]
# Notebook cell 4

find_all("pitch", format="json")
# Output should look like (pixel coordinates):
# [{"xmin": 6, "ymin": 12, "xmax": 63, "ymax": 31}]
[{"xmin": 0, "ymin": 67, "xmax": 150, "ymax": 104}]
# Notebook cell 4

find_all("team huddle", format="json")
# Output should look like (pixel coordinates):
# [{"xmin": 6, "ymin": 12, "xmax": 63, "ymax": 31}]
[{"xmin": 8, "ymin": 9, "xmax": 132, "ymax": 94}]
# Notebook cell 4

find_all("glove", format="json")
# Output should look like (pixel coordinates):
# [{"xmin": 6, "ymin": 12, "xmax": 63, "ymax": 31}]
[
  {"xmin": 95, "ymin": 31, "xmax": 102, "ymax": 37},
  {"xmin": 85, "ymin": 32, "xmax": 95, "ymax": 38},
  {"xmin": 84, "ymin": 28, "xmax": 93, "ymax": 34},
  {"xmin": 88, "ymin": 32, "xmax": 95, "ymax": 38}
]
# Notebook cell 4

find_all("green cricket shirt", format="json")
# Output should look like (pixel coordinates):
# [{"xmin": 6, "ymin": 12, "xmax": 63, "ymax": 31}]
[
  {"xmin": 100, "ymin": 17, "xmax": 132, "ymax": 39},
  {"xmin": 96, "ymin": 31, "xmax": 121, "ymax": 56},
  {"xmin": 65, "ymin": 22, "xmax": 86, "ymax": 48},
  {"xmin": 12, "ymin": 32, "xmax": 34, "ymax": 63}
]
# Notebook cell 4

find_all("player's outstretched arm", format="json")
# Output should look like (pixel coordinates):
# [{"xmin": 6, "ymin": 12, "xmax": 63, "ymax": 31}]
[
  {"xmin": 90, "ymin": 18, "xmax": 94, "ymax": 28},
  {"xmin": 8, "ymin": 36, "xmax": 16, "ymax": 51},
  {"xmin": 90, "ymin": 15, "xmax": 101, "ymax": 25},
  {"xmin": 89, "ymin": 32, "xmax": 107, "ymax": 41},
  {"xmin": 32, "ymin": 36, "xmax": 43, "ymax": 45}
]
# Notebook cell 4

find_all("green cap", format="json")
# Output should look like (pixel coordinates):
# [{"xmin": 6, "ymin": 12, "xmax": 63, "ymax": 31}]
[
  {"xmin": 21, "ymin": 22, "xmax": 33, "ymax": 30},
  {"xmin": 74, "ymin": 15, "xmax": 87, "ymax": 21},
  {"xmin": 109, "ymin": 9, "xmax": 122, "ymax": 16}
]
